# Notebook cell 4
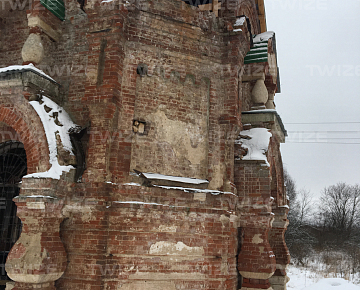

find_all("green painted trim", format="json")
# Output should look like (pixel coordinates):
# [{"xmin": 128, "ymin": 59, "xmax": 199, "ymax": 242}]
[
  {"xmin": 40, "ymin": 0, "xmax": 65, "ymax": 21},
  {"xmin": 244, "ymin": 36, "xmax": 270, "ymax": 64}
]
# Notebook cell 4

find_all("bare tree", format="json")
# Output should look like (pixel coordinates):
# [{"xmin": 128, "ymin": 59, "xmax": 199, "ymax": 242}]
[
  {"xmin": 284, "ymin": 169, "xmax": 296, "ymax": 206},
  {"xmin": 298, "ymin": 189, "xmax": 313, "ymax": 224},
  {"xmin": 284, "ymin": 170, "xmax": 315, "ymax": 265},
  {"xmin": 318, "ymin": 183, "xmax": 360, "ymax": 245}
]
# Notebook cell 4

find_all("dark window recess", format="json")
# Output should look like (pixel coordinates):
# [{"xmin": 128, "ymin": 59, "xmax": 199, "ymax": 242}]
[
  {"xmin": 77, "ymin": 0, "xmax": 86, "ymax": 11},
  {"xmin": 136, "ymin": 64, "xmax": 148, "ymax": 77},
  {"xmin": 181, "ymin": 0, "xmax": 213, "ymax": 6},
  {"xmin": 69, "ymin": 126, "xmax": 87, "ymax": 182},
  {"xmin": 0, "ymin": 141, "xmax": 27, "ymax": 287}
]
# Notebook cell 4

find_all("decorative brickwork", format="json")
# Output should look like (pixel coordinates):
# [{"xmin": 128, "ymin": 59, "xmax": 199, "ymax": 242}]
[{"xmin": 0, "ymin": 1, "xmax": 289, "ymax": 289}]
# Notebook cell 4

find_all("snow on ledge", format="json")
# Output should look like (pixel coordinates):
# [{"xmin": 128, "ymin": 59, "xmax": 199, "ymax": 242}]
[
  {"xmin": 153, "ymin": 185, "xmax": 235, "ymax": 196},
  {"xmin": 22, "ymin": 195, "xmax": 56, "ymax": 199},
  {"xmin": 112, "ymin": 201, "xmax": 236, "ymax": 214},
  {"xmin": 0, "ymin": 63, "xmax": 55, "ymax": 82},
  {"xmin": 140, "ymin": 172, "xmax": 209, "ymax": 185},
  {"xmin": 236, "ymin": 128, "xmax": 272, "ymax": 166},
  {"xmin": 242, "ymin": 109, "xmax": 277, "ymax": 114},
  {"xmin": 24, "ymin": 96, "xmax": 78, "ymax": 180},
  {"xmin": 253, "ymin": 31, "xmax": 275, "ymax": 44},
  {"xmin": 235, "ymin": 16, "xmax": 246, "ymax": 27}
]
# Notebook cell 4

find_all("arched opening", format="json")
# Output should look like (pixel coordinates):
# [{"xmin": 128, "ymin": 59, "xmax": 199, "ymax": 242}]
[{"xmin": 0, "ymin": 141, "xmax": 27, "ymax": 288}]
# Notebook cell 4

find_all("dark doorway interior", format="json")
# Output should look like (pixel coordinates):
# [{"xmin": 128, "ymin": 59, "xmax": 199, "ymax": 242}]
[{"xmin": 0, "ymin": 141, "xmax": 27, "ymax": 289}]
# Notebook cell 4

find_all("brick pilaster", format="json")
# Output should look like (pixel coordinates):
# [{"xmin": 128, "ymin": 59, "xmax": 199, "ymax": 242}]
[
  {"xmin": 6, "ymin": 195, "xmax": 67, "ymax": 289},
  {"xmin": 235, "ymin": 160, "xmax": 276, "ymax": 289},
  {"xmin": 269, "ymin": 208, "xmax": 290, "ymax": 290}
]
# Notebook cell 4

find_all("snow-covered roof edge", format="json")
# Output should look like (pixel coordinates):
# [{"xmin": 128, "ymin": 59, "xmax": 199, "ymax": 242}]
[
  {"xmin": 0, "ymin": 64, "xmax": 56, "ymax": 83},
  {"xmin": 253, "ymin": 31, "xmax": 275, "ymax": 44},
  {"xmin": 138, "ymin": 172, "xmax": 209, "ymax": 185}
]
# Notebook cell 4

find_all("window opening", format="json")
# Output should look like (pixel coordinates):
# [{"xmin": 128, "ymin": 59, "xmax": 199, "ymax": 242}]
[
  {"xmin": 181, "ymin": 0, "xmax": 221, "ymax": 16},
  {"xmin": 182, "ymin": 0, "xmax": 212, "ymax": 6},
  {"xmin": 0, "ymin": 141, "xmax": 27, "ymax": 288}
]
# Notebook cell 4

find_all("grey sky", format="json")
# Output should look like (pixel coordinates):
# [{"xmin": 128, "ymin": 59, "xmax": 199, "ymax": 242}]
[{"xmin": 265, "ymin": 0, "xmax": 360, "ymax": 197}]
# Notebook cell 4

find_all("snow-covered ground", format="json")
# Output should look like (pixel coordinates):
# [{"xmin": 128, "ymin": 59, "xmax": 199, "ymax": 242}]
[{"xmin": 287, "ymin": 264, "xmax": 360, "ymax": 289}]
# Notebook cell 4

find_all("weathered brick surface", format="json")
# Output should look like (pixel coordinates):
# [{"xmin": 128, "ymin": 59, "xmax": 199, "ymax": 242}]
[
  {"xmin": 0, "ymin": 93, "xmax": 50, "ymax": 174},
  {"xmin": 0, "ymin": 0, "xmax": 289, "ymax": 289}
]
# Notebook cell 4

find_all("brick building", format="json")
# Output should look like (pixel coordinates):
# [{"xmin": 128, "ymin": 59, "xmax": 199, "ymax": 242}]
[{"xmin": 0, "ymin": 0, "xmax": 289, "ymax": 289}]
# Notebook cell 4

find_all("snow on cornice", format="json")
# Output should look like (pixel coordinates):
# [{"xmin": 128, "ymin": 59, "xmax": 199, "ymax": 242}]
[
  {"xmin": 0, "ymin": 63, "xmax": 55, "ymax": 82},
  {"xmin": 141, "ymin": 172, "xmax": 209, "ymax": 185},
  {"xmin": 233, "ymin": 16, "xmax": 246, "ymax": 32},
  {"xmin": 236, "ymin": 128, "xmax": 272, "ymax": 166},
  {"xmin": 253, "ymin": 31, "xmax": 275, "ymax": 44},
  {"xmin": 24, "ymin": 96, "xmax": 78, "ymax": 180}
]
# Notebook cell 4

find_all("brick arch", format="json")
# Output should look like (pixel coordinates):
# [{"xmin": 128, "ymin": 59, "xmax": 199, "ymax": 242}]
[
  {"xmin": 237, "ymin": 0, "xmax": 260, "ymax": 35},
  {"xmin": 0, "ymin": 105, "xmax": 51, "ymax": 175}
]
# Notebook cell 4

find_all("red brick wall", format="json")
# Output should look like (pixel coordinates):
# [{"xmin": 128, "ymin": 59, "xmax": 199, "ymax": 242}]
[
  {"xmin": 0, "ymin": 93, "xmax": 50, "ymax": 174},
  {"xmin": 0, "ymin": 1, "xmax": 289, "ymax": 289}
]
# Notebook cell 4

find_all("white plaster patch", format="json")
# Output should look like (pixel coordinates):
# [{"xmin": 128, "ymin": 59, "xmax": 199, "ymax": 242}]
[
  {"xmin": 149, "ymin": 241, "xmax": 204, "ymax": 258},
  {"xmin": 220, "ymin": 214, "xmax": 230, "ymax": 229},
  {"xmin": 252, "ymin": 234, "xmax": 264, "ymax": 244},
  {"xmin": 157, "ymin": 225, "xmax": 177, "ymax": 233},
  {"xmin": 230, "ymin": 214, "xmax": 239, "ymax": 224},
  {"xmin": 193, "ymin": 192, "xmax": 206, "ymax": 201},
  {"xmin": 150, "ymin": 109, "xmax": 207, "ymax": 166},
  {"xmin": 26, "ymin": 202, "xmax": 45, "ymax": 210}
]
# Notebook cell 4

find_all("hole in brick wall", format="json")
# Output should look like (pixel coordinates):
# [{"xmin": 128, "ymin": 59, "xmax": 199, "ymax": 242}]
[
  {"xmin": 181, "ymin": 0, "xmax": 222, "ymax": 16},
  {"xmin": 132, "ymin": 120, "xmax": 147, "ymax": 135},
  {"xmin": 69, "ymin": 126, "xmax": 88, "ymax": 182},
  {"xmin": 77, "ymin": 0, "xmax": 86, "ymax": 11},
  {"xmin": 136, "ymin": 64, "xmax": 148, "ymax": 77}
]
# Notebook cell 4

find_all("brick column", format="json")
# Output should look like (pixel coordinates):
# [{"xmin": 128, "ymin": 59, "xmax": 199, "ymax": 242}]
[
  {"xmin": 235, "ymin": 161, "xmax": 276, "ymax": 290},
  {"xmin": 238, "ymin": 218, "xmax": 276, "ymax": 290},
  {"xmin": 5, "ymin": 195, "xmax": 67, "ymax": 290},
  {"xmin": 269, "ymin": 208, "xmax": 290, "ymax": 290}
]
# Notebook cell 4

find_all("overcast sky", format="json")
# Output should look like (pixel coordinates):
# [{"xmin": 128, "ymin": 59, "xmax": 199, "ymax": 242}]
[{"xmin": 265, "ymin": 0, "xmax": 360, "ymax": 198}]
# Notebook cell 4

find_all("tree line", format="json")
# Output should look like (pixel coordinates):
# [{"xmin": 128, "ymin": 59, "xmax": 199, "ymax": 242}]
[{"xmin": 284, "ymin": 171, "xmax": 360, "ymax": 268}]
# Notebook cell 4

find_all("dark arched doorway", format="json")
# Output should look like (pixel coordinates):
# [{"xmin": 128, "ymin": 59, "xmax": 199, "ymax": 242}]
[{"xmin": 0, "ymin": 141, "xmax": 27, "ymax": 288}]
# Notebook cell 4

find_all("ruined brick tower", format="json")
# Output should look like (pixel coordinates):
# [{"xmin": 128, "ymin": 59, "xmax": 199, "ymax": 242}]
[{"xmin": 0, "ymin": 0, "xmax": 289, "ymax": 289}]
